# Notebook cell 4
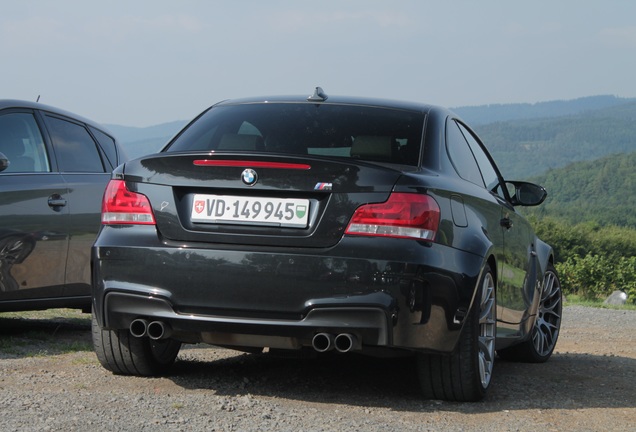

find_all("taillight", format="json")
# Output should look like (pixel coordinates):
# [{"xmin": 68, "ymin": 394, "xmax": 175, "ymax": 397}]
[
  {"xmin": 101, "ymin": 180, "xmax": 156, "ymax": 225},
  {"xmin": 345, "ymin": 193, "xmax": 440, "ymax": 241}
]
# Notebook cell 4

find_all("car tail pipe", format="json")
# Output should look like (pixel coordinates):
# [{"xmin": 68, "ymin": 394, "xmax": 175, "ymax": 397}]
[
  {"xmin": 129, "ymin": 318, "xmax": 149, "ymax": 338},
  {"xmin": 312, "ymin": 332, "xmax": 358, "ymax": 353},
  {"xmin": 334, "ymin": 333, "xmax": 357, "ymax": 353},
  {"xmin": 311, "ymin": 332, "xmax": 335, "ymax": 352},
  {"xmin": 147, "ymin": 320, "xmax": 172, "ymax": 340}
]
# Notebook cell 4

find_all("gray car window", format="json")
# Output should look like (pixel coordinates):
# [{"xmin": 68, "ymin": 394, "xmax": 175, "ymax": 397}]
[
  {"xmin": 0, "ymin": 112, "xmax": 50, "ymax": 173},
  {"xmin": 46, "ymin": 116, "xmax": 105, "ymax": 173},
  {"xmin": 89, "ymin": 126, "xmax": 117, "ymax": 170}
]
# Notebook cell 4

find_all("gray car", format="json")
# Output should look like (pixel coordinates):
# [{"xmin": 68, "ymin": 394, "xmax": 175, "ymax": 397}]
[{"xmin": 0, "ymin": 99, "xmax": 126, "ymax": 312}]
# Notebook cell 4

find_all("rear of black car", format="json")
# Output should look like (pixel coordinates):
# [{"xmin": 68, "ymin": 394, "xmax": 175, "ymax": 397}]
[{"xmin": 92, "ymin": 98, "xmax": 484, "ymax": 364}]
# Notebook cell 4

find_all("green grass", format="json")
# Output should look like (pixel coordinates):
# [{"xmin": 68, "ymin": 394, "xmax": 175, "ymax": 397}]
[
  {"xmin": 0, "ymin": 308, "xmax": 90, "ymax": 322},
  {"xmin": 0, "ymin": 308, "xmax": 92, "ymax": 357},
  {"xmin": 564, "ymin": 294, "xmax": 636, "ymax": 310},
  {"xmin": 0, "ymin": 334, "xmax": 93, "ymax": 357}
]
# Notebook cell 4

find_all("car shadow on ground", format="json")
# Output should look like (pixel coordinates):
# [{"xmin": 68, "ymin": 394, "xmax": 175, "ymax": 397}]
[
  {"xmin": 0, "ymin": 314, "xmax": 91, "ymax": 358},
  {"xmin": 168, "ymin": 347, "xmax": 636, "ymax": 412}
]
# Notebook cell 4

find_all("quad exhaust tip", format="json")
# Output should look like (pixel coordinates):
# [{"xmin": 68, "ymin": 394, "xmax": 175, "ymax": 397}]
[
  {"xmin": 311, "ymin": 333, "xmax": 334, "ymax": 352},
  {"xmin": 334, "ymin": 333, "xmax": 356, "ymax": 353},
  {"xmin": 129, "ymin": 318, "xmax": 148, "ymax": 338},
  {"xmin": 147, "ymin": 321, "xmax": 169, "ymax": 340},
  {"xmin": 129, "ymin": 319, "xmax": 172, "ymax": 340},
  {"xmin": 311, "ymin": 332, "xmax": 357, "ymax": 353}
]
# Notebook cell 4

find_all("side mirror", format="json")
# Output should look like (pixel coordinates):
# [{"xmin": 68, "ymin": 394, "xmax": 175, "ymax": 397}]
[
  {"xmin": 0, "ymin": 152, "xmax": 9, "ymax": 173},
  {"xmin": 506, "ymin": 181, "xmax": 547, "ymax": 206}
]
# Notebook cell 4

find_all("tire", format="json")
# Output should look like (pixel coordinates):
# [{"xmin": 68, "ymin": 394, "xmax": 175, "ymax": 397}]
[
  {"xmin": 497, "ymin": 264, "xmax": 562, "ymax": 363},
  {"xmin": 417, "ymin": 264, "xmax": 496, "ymax": 402},
  {"xmin": 92, "ymin": 310, "xmax": 181, "ymax": 376}
]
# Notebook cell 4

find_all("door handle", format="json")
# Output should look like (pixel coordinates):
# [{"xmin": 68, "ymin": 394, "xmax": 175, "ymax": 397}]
[{"xmin": 48, "ymin": 194, "xmax": 67, "ymax": 208}]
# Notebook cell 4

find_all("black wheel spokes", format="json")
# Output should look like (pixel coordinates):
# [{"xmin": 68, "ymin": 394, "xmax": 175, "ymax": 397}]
[
  {"xmin": 478, "ymin": 273, "xmax": 496, "ymax": 388},
  {"xmin": 533, "ymin": 270, "xmax": 562, "ymax": 356}
]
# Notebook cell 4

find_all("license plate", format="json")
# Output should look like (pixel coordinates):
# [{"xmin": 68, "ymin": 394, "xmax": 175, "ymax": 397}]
[{"xmin": 191, "ymin": 194, "xmax": 309, "ymax": 228}]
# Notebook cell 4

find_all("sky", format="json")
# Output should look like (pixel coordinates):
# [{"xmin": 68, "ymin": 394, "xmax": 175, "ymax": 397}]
[{"xmin": 2, "ymin": 1, "xmax": 636, "ymax": 127}]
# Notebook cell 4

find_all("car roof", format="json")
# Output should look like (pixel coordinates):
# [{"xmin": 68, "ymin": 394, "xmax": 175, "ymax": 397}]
[
  {"xmin": 212, "ymin": 93, "xmax": 451, "ymax": 116},
  {"xmin": 0, "ymin": 99, "xmax": 114, "ymax": 136}
]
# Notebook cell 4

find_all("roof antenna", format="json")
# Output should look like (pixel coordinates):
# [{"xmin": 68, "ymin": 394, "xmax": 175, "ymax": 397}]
[
  {"xmin": 307, "ymin": 87, "xmax": 328, "ymax": 102},
  {"xmin": 36, "ymin": 95, "xmax": 41, "ymax": 102}
]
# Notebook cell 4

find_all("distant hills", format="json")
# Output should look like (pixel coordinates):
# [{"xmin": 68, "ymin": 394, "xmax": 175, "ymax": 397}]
[
  {"xmin": 106, "ymin": 120, "xmax": 186, "ymax": 159},
  {"xmin": 452, "ymin": 95, "xmax": 636, "ymax": 125},
  {"xmin": 106, "ymin": 94, "xmax": 636, "ymax": 180},
  {"xmin": 475, "ymin": 100, "xmax": 636, "ymax": 179},
  {"xmin": 524, "ymin": 151, "xmax": 636, "ymax": 228}
]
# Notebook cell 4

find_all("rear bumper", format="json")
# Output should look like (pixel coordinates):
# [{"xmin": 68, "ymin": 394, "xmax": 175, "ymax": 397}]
[
  {"xmin": 92, "ymin": 226, "xmax": 484, "ymax": 354},
  {"xmin": 102, "ymin": 291, "xmax": 390, "ymax": 349}
]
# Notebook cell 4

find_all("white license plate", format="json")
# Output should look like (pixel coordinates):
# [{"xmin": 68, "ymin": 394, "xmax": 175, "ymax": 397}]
[{"xmin": 191, "ymin": 194, "xmax": 309, "ymax": 228}]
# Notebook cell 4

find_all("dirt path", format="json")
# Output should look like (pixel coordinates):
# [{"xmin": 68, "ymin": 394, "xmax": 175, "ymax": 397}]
[{"xmin": 1, "ymin": 305, "xmax": 634, "ymax": 431}]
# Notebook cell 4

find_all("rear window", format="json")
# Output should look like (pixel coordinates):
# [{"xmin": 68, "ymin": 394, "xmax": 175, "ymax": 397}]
[{"xmin": 165, "ymin": 103, "xmax": 425, "ymax": 166}]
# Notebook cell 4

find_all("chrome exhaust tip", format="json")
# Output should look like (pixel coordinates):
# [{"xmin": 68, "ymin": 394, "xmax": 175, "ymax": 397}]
[
  {"xmin": 334, "ymin": 333, "xmax": 357, "ymax": 353},
  {"xmin": 311, "ymin": 333, "xmax": 335, "ymax": 352},
  {"xmin": 129, "ymin": 319, "xmax": 148, "ymax": 338},
  {"xmin": 147, "ymin": 321, "xmax": 171, "ymax": 340}
]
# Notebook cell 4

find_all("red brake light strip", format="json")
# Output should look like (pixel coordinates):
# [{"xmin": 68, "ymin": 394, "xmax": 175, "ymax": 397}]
[{"xmin": 194, "ymin": 160, "xmax": 311, "ymax": 170}]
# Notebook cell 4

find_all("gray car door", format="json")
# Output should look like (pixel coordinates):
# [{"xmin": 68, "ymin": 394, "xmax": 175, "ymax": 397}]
[
  {"xmin": 43, "ymin": 114, "xmax": 112, "ymax": 297},
  {"xmin": 0, "ymin": 111, "xmax": 68, "ymax": 299}
]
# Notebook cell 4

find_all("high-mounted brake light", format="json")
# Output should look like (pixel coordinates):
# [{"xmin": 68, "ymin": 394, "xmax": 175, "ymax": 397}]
[
  {"xmin": 101, "ymin": 180, "xmax": 156, "ymax": 225},
  {"xmin": 193, "ymin": 160, "xmax": 311, "ymax": 170},
  {"xmin": 345, "ymin": 193, "xmax": 440, "ymax": 241}
]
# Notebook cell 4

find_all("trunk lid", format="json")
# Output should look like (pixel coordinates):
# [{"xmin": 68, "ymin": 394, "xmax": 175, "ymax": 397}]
[{"xmin": 125, "ymin": 153, "xmax": 406, "ymax": 248}]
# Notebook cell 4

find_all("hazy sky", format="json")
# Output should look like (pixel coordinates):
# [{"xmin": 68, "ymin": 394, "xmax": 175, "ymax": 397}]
[{"xmin": 2, "ymin": 1, "xmax": 635, "ymax": 127}]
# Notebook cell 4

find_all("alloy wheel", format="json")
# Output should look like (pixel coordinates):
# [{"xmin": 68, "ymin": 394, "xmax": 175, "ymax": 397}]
[
  {"xmin": 478, "ymin": 272, "xmax": 496, "ymax": 388},
  {"xmin": 532, "ymin": 269, "xmax": 562, "ymax": 357}
]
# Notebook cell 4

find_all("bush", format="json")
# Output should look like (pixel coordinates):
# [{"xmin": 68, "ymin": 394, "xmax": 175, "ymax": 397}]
[
  {"xmin": 617, "ymin": 256, "xmax": 636, "ymax": 305},
  {"xmin": 557, "ymin": 254, "xmax": 636, "ymax": 304},
  {"xmin": 530, "ymin": 216, "xmax": 636, "ymax": 263}
]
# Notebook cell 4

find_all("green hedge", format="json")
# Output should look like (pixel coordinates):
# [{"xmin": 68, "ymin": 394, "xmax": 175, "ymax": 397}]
[
  {"xmin": 529, "ymin": 216, "xmax": 636, "ymax": 304},
  {"xmin": 556, "ymin": 254, "xmax": 636, "ymax": 303}
]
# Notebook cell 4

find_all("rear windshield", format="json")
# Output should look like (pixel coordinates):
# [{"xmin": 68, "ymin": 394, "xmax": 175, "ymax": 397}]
[{"xmin": 165, "ymin": 103, "xmax": 425, "ymax": 166}]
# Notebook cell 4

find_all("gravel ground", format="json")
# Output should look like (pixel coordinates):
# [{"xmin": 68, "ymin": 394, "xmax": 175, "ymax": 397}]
[{"xmin": 0, "ymin": 305, "xmax": 635, "ymax": 431}]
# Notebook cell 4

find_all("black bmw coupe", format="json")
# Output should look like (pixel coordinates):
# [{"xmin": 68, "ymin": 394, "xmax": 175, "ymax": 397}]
[{"xmin": 91, "ymin": 88, "xmax": 562, "ymax": 401}]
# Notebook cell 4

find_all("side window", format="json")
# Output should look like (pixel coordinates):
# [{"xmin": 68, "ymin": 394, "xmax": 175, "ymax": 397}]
[
  {"xmin": 457, "ymin": 122, "xmax": 505, "ymax": 198},
  {"xmin": 0, "ymin": 112, "xmax": 50, "ymax": 173},
  {"xmin": 45, "ymin": 116, "xmax": 105, "ymax": 173},
  {"xmin": 446, "ymin": 119, "xmax": 484, "ymax": 187},
  {"xmin": 89, "ymin": 126, "xmax": 118, "ymax": 170}
]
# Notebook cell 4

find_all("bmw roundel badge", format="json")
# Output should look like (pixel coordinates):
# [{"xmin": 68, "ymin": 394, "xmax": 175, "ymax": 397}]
[{"xmin": 241, "ymin": 168, "xmax": 258, "ymax": 186}]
